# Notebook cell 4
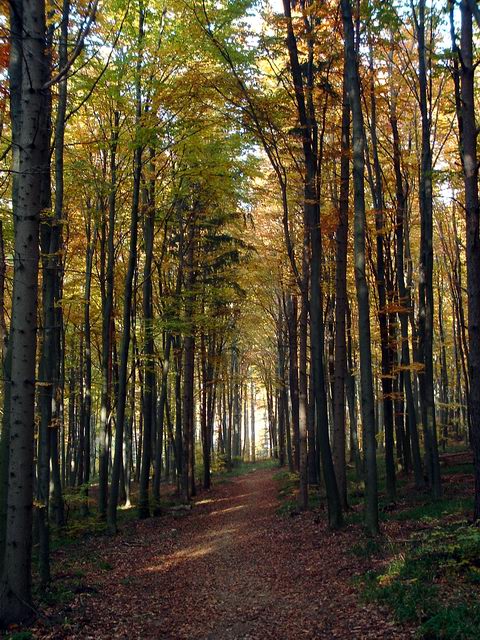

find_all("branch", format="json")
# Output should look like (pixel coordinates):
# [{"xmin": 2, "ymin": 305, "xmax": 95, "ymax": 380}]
[
  {"xmin": 43, "ymin": 0, "xmax": 99, "ymax": 89},
  {"xmin": 65, "ymin": 5, "xmax": 129, "ymax": 123},
  {"xmin": 468, "ymin": 0, "xmax": 480, "ymax": 30}
]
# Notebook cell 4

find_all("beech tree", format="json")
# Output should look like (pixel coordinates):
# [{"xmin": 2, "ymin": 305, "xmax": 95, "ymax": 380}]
[
  {"xmin": 455, "ymin": 0, "xmax": 480, "ymax": 520},
  {"xmin": 0, "ymin": 0, "xmax": 50, "ymax": 623},
  {"xmin": 341, "ymin": 0, "xmax": 378, "ymax": 535}
]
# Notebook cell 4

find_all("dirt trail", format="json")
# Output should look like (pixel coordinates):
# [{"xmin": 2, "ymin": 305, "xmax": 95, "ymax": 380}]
[{"xmin": 35, "ymin": 470, "xmax": 411, "ymax": 639}]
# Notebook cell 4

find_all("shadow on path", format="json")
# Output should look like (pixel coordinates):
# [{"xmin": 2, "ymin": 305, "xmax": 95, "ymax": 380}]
[{"xmin": 35, "ymin": 470, "xmax": 412, "ymax": 639}]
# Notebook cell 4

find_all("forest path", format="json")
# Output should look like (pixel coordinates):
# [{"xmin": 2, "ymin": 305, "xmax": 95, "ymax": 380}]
[{"xmin": 38, "ymin": 469, "xmax": 411, "ymax": 639}]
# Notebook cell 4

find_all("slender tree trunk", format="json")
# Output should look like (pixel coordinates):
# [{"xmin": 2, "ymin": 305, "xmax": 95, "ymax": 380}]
[
  {"xmin": 342, "ymin": 0, "xmax": 379, "ymax": 535},
  {"xmin": 81, "ymin": 213, "xmax": 96, "ymax": 515},
  {"xmin": 0, "ymin": 222, "xmax": 9, "ymax": 573},
  {"xmin": 153, "ymin": 334, "xmax": 172, "ymax": 512},
  {"xmin": 459, "ymin": 0, "xmax": 480, "ymax": 519},
  {"xmin": 138, "ymin": 138, "xmax": 160, "ymax": 521},
  {"xmin": 232, "ymin": 345, "xmax": 241, "ymax": 460},
  {"xmin": 201, "ymin": 332, "xmax": 211, "ymax": 488},
  {"xmin": 37, "ymin": 15, "xmax": 55, "ymax": 584},
  {"xmin": 108, "ymin": 8, "xmax": 143, "ymax": 531},
  {"xmin": 175, "ymin": 336, "xmax": 184, "ymax": 495},
  {"xmin": 124, "ymin": 347, "xmax": 136, "ymax": 507},
  {"xmin": 98, "ymin": 113, "xmax": 119, "ymax": 518},
  {"xmin": 298, "ymin": 289, "xmax": 309, "ymax": 507},
  {"xmin": 282, "ymin": 0, "xmax": 342, "ymax": 528},
  {"xmin": 181, "ymin": 222, "xmax": 196, "ymax": 500},
  {"xmin": 277, "ymin": 314, "xmax": 287, "ymax": 468},
  {"xmin": 250, "ymin": 380, "xmax": 256, "ymax": 463},
  {"xmin": 390, "ymin": 98, "xmax": 425, "ymax": 489},
  {"xmin": 368, "ymin": 45, "xmax": 396, "ymax": 502},
  {"xmin": 438, "ymin": 281, "xmax": 449, "ymax": 448},
  {"xmin": 287, "ymin": 295, "xmax": 300, "ymax": 470},
  {"xmin": 346, "ymin": 304, "xmax": 361, "ymax": 478},
  {"xmin": 284, "ymin": 369, "xmax": 294, "ymax": 473},
  {"xmin": 414, "ymin": 0, "xmax": 442, "ymax": 498},
  {"xmin": 332, "ymin": 74, "xmax": 350, "ymax": 510}
]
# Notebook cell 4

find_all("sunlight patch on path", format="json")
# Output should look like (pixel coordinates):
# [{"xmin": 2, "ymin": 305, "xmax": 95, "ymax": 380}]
[
  {"xmin": 142, "ymin": 543, "xmax": 215, "ymax": 574},
  {"xmin": 208, "ymin": 504, "xmax": 247, "ymax": 517}
]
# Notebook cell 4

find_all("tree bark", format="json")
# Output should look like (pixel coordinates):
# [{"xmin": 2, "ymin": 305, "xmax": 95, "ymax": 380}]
[
  {"xmin": 458, "ymin": 0, "xmax": 480, "ymax": 519},
  {"xmin": 98, "ymin": 112, "xmax": 119, "ymax": 517},
  {"xmin": 250, "ymin": 380, "xmax": 256, "ymax": 463},
  {"xmin": 81, "ymin": 211, "xmax": 96, "ymax": 515},
  {"xmin": 332, "ymin": 73, "xmax": 350, "ymax": 511},
  {"xmin": 181, "ymin": 221, "xmax": 196, "ymax": 500},
  {"xmin": 153, "ymin": 334, "xmax": 172, "ymax": 511},
  {"xmin": 0, "ymin": 0, "xmax": 50, "ymax": 623},
  {"xmin": 341, "ymin": 0, "xmax": 379, "ymax": 535},
  {"xmin": 287, "ymin": 295, "xmax": 299, "ymax": 470},
  {"xmin": 367, "ymin": 45, "xmax": 396, "ymax": 502},
  {"xmin": 108, "ymin": 6, "xmax": 143, "ymax": 532},
  {"xmin": 414, "ymin": 0, "xmax": 442, "ymax": 498},
  {"xmin": 389, "ymin": 97, "xmax": 425, "ymax": 489},
  {"xmin": 282, "ymin": 0, "xmax": 342, "ymax": 528}
]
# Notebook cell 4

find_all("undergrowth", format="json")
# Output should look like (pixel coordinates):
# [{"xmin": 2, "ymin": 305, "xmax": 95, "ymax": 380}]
[
  {"xmin": 361, "ymin": 522, "xmax": 480, "ymax": 639},
  {"xmin": 274, "ymin": 469, "xmax": 322, "ymax": 515},
  {"xmin": 273, "ymin": 448, "xmax": 478, "ymax": 638},
  {"xmin": 213, "ymin": 457, "xmax": 276, "ymax": 482}
]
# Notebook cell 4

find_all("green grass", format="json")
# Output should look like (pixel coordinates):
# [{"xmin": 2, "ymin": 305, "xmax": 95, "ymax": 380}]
[
  {"xmin": 420, "ymin": 605, "xmax": 480, "ymax": 639},
  {"xmin": 274, "ymin": 469, "xmax": 298, "ymax": 515},
  {"xmin": 35, "ymin": 582, "xmax": 77, "ymax": 607},
  {"xmin": 42, "ymin": 503, "xmax": 140, "ymax": 556},
  {"xmin": 360, "ymin": 522, "xmax": 480, "ymax": 639},
  {"xmin": 274, "ymin": 450, "xmax": 478, "ymax": 638},
  {"xmin": 350, "ymin": 537, "xmax": 385, "ymax": 559},
  {"xmin": 273, "ymin": 468, "xmax": 323, "ymax": 516},
  {"xmin": 346, "ymin": 450, "xmax": 478, "ymax": 637},
  {"xmin": 441, "ymin": 463, "xmax": 473, "ymax": 476},
  {"xmin": 390, "ymin": 497, "xmax": 473, "ymax": 523}
]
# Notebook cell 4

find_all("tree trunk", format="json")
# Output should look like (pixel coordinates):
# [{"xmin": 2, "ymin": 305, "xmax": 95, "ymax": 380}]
[
  {"xmin": 414, "ymin": 0, "xmax": 442, "ymax": 498},
  {"xmin": 341, "ymin": 0, "xmax": 379, "ymax": 535},
  {"xmin": 108, "ymin": 6, "xmax": 143, "ymax": 532},
  {"xmin": 175, "ymin": 336, "xmax": 185, "ymax": 495},
  {"xmin": 81, "ymin": 212, "xmax": 96, "ymax": 515},
  {"xmin": 332, "ymin": 73, "xmax": 350, "ymax": 511},
  {"xmin": 287, "ymin": 295, "xmax": 299, "ymax": 470},
  {"xmin": 0, "ymin": 221, "xmax": 9, "ymax": 573},
  {"xmin": 0, "ymin": 0, "xmax": 50, "ymax": 623},
  {"xmin": 277, "ymin": 313, "xmax": 287, "ymax": 468},
  {"xmin": 282, "ymin": 0, "xmax": 342, "ymax": 528},
  {"xmin": 459, "ymin": 0, "xmax": 480, "ymax": 519},
  {"xmin": 153, "ymin": 334, "xmax": 172, "ymax": 511},
  {"xmin": 182, "ymin": 221, "xmax": 196, "ymax": 500},
  {"xmin": 98, "ymin": 112, "xmax": 119, "ymax": 517},
  {"xmin": 250, "ymin": 380, "xmax": 256, "ymax": 463},
  {"xmin": 139, "ymin": 143, "xmax": 157, "ymax": 517},
  {"xmin": 367, "ymin": 45, "xmax": 396, "ymax": 502},
  {"xmin": 201, "ymin": 332, "xmax": 211, "ymax": 488},
  {"xmin": 298, "ymin": 288, "xmax": 309, "ymax": 507},
  {"xmin": 390, "ymin": 97, "xmax": 425, "ymax": 489}
]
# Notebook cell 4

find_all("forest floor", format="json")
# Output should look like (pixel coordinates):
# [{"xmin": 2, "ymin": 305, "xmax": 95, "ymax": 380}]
[{"xmin": 19, "ymin": 466, "xmax": 416, "ymax": 640}]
